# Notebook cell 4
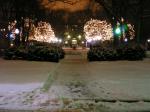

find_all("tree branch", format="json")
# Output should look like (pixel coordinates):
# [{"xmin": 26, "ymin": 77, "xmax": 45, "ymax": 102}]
[{"xmin": 48, "ymin": 0, "xmax": 80, "ymax": 5}]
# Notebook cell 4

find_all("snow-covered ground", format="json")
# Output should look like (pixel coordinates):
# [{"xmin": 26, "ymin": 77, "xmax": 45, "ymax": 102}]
[{"xmin": 0, "ymin": 50, "xmax": 150, "ymax": 111}]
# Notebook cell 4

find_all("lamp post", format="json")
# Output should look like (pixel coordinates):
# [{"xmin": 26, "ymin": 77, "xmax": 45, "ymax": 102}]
[
  {"xmin": 77, "ymin": 35, "xmax": 82, "ymax": 47},
  {"xmin": 14, "ymin": 28, "xmax": 20, "ymax": 46},
  {"xmin": 113, "ymin": 21, "xmax": 121, "ymax": 47}
]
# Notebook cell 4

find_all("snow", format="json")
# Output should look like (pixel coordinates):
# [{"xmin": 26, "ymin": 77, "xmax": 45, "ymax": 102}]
[{"xmin": 0, "ymin": 50, "xmax": 150, "ymax": 111}]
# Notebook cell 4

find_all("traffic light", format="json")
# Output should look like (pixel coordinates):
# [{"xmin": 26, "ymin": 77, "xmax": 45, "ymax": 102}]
[
  {"xmin": 115, "ymin": 27, "xmax": 121, "ymax": 35},
  {"xmin": 114, "ymin": 23, "xmax": 128, "ymax": 36}
]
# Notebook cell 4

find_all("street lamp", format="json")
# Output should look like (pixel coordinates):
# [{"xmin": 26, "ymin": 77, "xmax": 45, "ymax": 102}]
[
  {"xmin": 67, "ymin": 35, "xmax": 71, "ymax": 39},
  {"xmin": 147, "ymin": 39, "xmax": 150, "ymax": 43},
  {"xmin": 15, "ymin": 29, "xmax": 20, "ymax": 34},
  {"xmin": 65, "ymin": 41, "xmax": 68, "ymax": 44},
  {"xmin": 78, "ymin": 35, "xmax": 82, "ymax": 40},
  {"xmin": 124, "ymin": 38, "xmax": 128, "ymax": 42}
]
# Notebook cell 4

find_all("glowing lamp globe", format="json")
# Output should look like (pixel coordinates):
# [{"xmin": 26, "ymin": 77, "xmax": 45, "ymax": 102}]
[
  {"xmin": 124, "ymin": 38, "xmax": 128, "ymax": 42},
  {"xmin": 15, "ymin": 29, "xmax": 20, "ymax": 34},
  {"xmin": 65, "ymin": 41, "xmax": 68, "ymax": 44},
  {"xmin": 67, "ymin": 35, "xmax": 71, "ymax": 39},
  {"xmin": 78, "ymin": 35, "xmax": 82, "ymax": 39}
]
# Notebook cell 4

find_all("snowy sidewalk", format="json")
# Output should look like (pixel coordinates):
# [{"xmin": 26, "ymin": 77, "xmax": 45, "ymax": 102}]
[{"xmin": 0, "ymin": 51, "xmax": 150, "ymax": 111}]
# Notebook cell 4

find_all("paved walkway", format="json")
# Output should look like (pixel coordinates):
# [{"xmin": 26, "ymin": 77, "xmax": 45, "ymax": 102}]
[
  {"xmin": 0, "ymin": 49, "xmax": 150, "ymax": 111},
  {"xmin": 54, "ymin": 49, "xmax": 150, "ymax": 100}
]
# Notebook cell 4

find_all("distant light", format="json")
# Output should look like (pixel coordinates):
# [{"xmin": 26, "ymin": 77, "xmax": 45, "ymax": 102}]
[
  {"xmin": 72, "ymin": 40, "xmax": 76, "ymax": 42},
  {"xmin": 10, "ymin": 43, "xmax": 14, "ymax": 47},
  {"xmin": 115, "ymin": 27, "xmax": 121, "ymax": 35},
  {"xmin": 78, "ymin": 35, "xmax": 82, "ymax": 39},
  {"xmin": 72, "ymin": 39, "xmax": 77, "ymax": 44},
  {"xmin": 15, "ymin": 29, "xmax": 20, "ymax": 34},
  {"xmin": 124, "ymin": 38, "xmax": 128, "ymax": 42},
  {"xmin": 14, "ymin": 20, "xmax": 17, "ymax": 23},
  {"xmin": 87, "ymin": 39, "xmax": 92, "ymax": 43},
  {"xmin": 147, "ymin": 39, "xmax": 150, "ymax": 43},
  {"xmin": 0, "ymin": 29, "xmax": 5, "ymax": 32},
  {"xmin": 82, "ymin": 41, "xmax": 84, "ymax": 44},
  {"xmin": 117, "ymin": 22, "xmax": 120, "ymax": 26},
  {"xmin": 67, "ymin": 35, "xmax": 71, "ymax": 39},
  {"xmin": 10, "ymin": 34, "xmax": 14, "ymax": 38},
  {"xmin": 72, "ymin": 39, "xmax": 77, "ymax": 42},
  {"xmin": 65, "ymin": 41, "xmax": 68, "ymax": 44},
  {"xmin": 58, "ymin": 39, "xmax": 62, "ymax": 43},
  {"xmin": 121, "ymin": 17, "xmax": 124, "ymax": 22}
]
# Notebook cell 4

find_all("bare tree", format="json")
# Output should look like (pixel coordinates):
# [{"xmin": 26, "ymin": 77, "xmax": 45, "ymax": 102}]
[{"xmin": 47, "ymin": 0, "xmax": 80, "ymax": 5}]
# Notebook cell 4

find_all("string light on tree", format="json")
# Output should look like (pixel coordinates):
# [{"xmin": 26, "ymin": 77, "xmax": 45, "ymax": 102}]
[
  {"xmin": 29, "ymin": 21, "xmax": 57, "ymax": 43},
  {"xmin": 84, "ymin": 19, "xmax": 113, "ymax": 42},
  {"xmin": 114, "ymin": 22, "xmax": 135, "ymax": 40},
  {"xmin": 127, "ymin": 23, "xmax": 135, "ymax": 39},
  {"xmin": 78, "ymin": 35, "xmax": 82, "ymax": 40}
]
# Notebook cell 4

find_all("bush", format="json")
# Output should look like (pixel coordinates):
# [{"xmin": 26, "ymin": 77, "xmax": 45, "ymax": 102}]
[
  {"xmin": 123, "ymin": 44, "xmax": 146, "ymax": 60},
  {"xmin": 88, "ymin": 47, "xmax": 117, "ymax": 61},
  {"xmin": 3, "ymin": 41, "xmax": 65, "ymax": 62},
  {"xmin": 88, "ymin": 44, "xmax": 146, "ymax": 61},
  {"xmin": 4, "ymin": 47, "xmax": 16, "ymax": 60}
]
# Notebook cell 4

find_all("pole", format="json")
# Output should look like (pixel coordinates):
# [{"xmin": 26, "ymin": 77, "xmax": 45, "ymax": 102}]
[{"xmin": 137, "ymin": 0, "xmax": 143, "ymax": 44}]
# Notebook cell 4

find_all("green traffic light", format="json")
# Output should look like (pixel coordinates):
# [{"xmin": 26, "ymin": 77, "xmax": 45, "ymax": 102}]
[{"xmin": 115, "ymin": 27, "xmax": 121, "ymax": 35}]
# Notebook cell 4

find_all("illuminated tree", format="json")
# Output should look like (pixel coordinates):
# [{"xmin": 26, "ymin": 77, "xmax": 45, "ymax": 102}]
[
  {"xmin": 84, "ymin": 19, "xmax": 113, "ymax": 41},
  {"xmin": 127, "ymin": 23, "xmax": 135, "ymax": 40},
  {"xmin": 29, "ymin": 21, "xmax": 57, "ymax": 43},
  {"xmin": 114, "ymin": 22, "xmax": 135, "ymax": 40}
]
